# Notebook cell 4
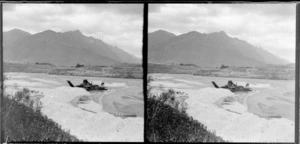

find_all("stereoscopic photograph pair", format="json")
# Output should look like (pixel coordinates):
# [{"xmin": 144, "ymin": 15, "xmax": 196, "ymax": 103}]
[{"xmin": 1, "ymin": 2, "xmax": 298, "ymax": 143}]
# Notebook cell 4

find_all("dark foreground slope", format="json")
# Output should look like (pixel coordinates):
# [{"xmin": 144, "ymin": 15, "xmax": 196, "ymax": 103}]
[
  {"xmin": 2, "ymin": 88, "xmax": 79, "ymax": 142},
  {"xmin": 146, "ymin": 89, "xmax": 225, "ymax": 142}
]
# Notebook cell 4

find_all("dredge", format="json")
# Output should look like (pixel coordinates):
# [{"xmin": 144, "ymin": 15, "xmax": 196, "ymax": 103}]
[
  {"xmin": 212, "ymin": 80, "xmax": 252, "ymax": 92},
  {"xmin": 67, "ymin": 79, "xmax": 107, "ymax": 91}
]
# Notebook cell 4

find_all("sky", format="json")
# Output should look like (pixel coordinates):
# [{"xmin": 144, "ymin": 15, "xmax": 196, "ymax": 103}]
[
  {"xmin": 3, "ymin": 4, "xmax": 143, "ymax": 58},
  {"xmin": 149, "ymin": 4, "xmax": 296, "ymax": 63}
]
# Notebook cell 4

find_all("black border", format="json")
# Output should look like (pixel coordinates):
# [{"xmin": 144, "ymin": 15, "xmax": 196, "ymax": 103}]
[
  {"xmin": 296, "ymin": 3, "xmax": 299, "ymax": 144},
  {"xmin": 0, "ymin": 3, "xmax": 2, "ymax": 144},
  {"xmin": 0, "ymin": 1, "xmax": 299, "ymax": 144},
  {"xmin": 0, "ymin": 2, "xmax": 146, "ymax": 143},
  {"xmin": 143, "ymin": 3, "xmax": 148, "ymax": 143},
  {"xmin": 146, "ymin": 3, "xmax": 299, "ymax": 144}
]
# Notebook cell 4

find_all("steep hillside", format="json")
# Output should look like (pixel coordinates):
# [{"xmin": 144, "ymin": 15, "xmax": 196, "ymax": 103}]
[
  {"xmin": 148, "ymin": 29, "xmax": 176, "ymax": 46},
  {"xmin": 4, "ymin": 29, "xmax": 139, "ymax": 66},
  {"xmin": 148, "ymin": 30, "xmax": 289, "ymax": 67}
]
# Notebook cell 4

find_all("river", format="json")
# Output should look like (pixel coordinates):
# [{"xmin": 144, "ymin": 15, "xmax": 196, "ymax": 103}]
[
  {"xmin": 149, "ymin": 73, "xmax": 294, "ymax": 142},
  {"xmin": 4, "ymin": 72, "xmax": 144, "ymax": 142}
]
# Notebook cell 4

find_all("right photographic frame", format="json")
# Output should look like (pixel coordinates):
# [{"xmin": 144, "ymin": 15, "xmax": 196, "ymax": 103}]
[{"xmin": 146, "ymin": 3, "xmax": 297, "ymax": 143}]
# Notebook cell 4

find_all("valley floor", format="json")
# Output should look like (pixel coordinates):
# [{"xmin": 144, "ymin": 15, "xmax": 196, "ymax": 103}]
[
  {"xmin": 149, "ymin": 73, "xmax": 295, "ymax": 142},
  {"xmin": 4, "ymin": 62, "xmax": 143, "ymax": 79},
  {"xmin": 4, "ymin": 72, "xmax": 144, "ymax": 142}
]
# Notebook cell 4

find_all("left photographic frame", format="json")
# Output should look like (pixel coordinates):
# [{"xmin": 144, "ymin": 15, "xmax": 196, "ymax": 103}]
[{"xmin": 2, "ymin": 3, "xmax": 144, "ymax": 142}]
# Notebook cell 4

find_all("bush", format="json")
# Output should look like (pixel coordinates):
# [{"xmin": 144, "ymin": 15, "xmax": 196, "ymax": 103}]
[
  {"xmin": 35, "ymin": 62, "xmax": 54, "ymax": 66},
  {"xmin": 157, "ymin": 89, "xmax": 187, "ymax": 113},
  {"xmin": 75, "ymin": 63, "xmax": 84, "ymax": 68},
  {"xmin": 220, "ymin": 64, "xmax": 229, "ymax": 69},
  {"xmin": 13, "ymin": 88, "xmax": 42, "ymax": 111},
  {"xmin": 180, "ymin": 63, "xmax": 198, "ymax": 67},
  {"xmin": 146, "ymin": 90, "xmax": 225, "ymax": 142},
  {"xmin": 125, "ymin": 71, "xmax": 135, "ymax": 78},
  {"xmin": 1, "ymin": 89, "xmax": 79, "ymax": 142}
]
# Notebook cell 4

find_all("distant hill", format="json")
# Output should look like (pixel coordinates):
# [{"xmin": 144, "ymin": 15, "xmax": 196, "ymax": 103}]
[
  {"xmin": 4, "ymin": 29, "xmax": 140, "ymax": 66},
  {"xmin": 148, "ymin": 30, "xmax": 290, "ymax": 67},
  {"xmin": 148, "ymin": 29, "xmax": 176, "ymax": 46}
]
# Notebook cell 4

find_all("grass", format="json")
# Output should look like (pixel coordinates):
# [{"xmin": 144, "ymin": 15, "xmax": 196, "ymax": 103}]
[
  {"xmin": 146, "ymin": 76, "xmax": 225, "ymax": 142},
  {"xmin": 48, "ymin": 65, "xmax": 142, "ymax": 79},
  {"xmin": 148, "ymin": 63, "xmax": 295, "ymax": 80},
  {"xmin": 1, "ymin": 88, "xmax": 79, "ymax": 142},
  {"xmin": 4, "ymin": 62, "xmax": 54, "ymax": 73},
  {"xmin": 4, "ymin": 62, "xmax": 143, "ymax": 79},
  {"xmin": 148, "ymin": 63, "xmax": 198, "ymax": 74},
  {"xmin": 193, "ymin": 66, "xmax": 295, "ymax": 80}
]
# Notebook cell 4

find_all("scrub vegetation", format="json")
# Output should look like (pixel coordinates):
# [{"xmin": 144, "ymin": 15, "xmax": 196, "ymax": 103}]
[
  {"xmin": 1, "ymin": 88, "xmax": 79, "ymax": 142},
  {"xmin": 146, "ymin": 76, "xmax": 225, "ymax": 142}
]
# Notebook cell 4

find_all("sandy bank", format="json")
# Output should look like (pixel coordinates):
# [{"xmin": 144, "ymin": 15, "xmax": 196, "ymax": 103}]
[
  {"xmin": 40, "ymin": 87, "xmax": 144, "ymax": 141},
  {"xmin": 102, "ymin": 87, "xmax": 144, "ymax": 117}
]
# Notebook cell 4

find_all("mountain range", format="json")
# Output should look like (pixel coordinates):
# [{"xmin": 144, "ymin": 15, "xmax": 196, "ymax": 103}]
[
  {"xmin": 148, "ymin": 30, "xmax": 290, "ymax": 67},
  {"xmin": 3, "ymin": 29, "xmax": 140, "ymax": 66}
]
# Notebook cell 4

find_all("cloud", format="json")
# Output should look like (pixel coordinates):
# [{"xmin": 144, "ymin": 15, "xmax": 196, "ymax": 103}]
[
  {"xmin": 3, "ymin": 4, "xmax": 16, "ymax": 11},
  {"xmin": 149, "ymin": 4, "xmax": 296, "ymax": 63},
  {"xmin": 148, "ymin": 4, "xmax": 162, "ymax": 13},
  {"xmin": 3, "ymin": 4, "xmax": 143, "ymax": 58},
  {"xmin": 81, "ymin": 4, "xmax": 143, "ymax": 16}
]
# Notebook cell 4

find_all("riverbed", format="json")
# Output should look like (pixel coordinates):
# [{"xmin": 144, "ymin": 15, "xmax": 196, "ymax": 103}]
[
  {"xmin": 4, "ymin": 72, "xmax": 144, "ymax": 142},
  {"xmin": 149, "ymin": 73, "xmax": 294, "ymax": 142}
]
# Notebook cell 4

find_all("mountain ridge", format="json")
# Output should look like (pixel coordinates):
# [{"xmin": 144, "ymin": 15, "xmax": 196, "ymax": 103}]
[
  {"xmin": 148, "ymin": 29, "xmax": 289, "ymax": 67},
  {"xmin": 4, "ymin": 29, "xmax": 140, "ymax": 66}
]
